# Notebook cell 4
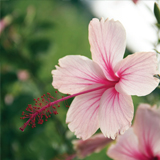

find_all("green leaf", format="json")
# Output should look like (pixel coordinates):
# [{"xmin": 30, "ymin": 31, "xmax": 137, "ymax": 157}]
[{"xmin": 154, "ymin": 2, "xmax": 160, "ymax": 24}]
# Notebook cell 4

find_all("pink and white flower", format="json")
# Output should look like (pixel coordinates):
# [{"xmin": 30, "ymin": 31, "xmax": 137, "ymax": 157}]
[
  {"xmin": 52, "ymin": 18, "xmax": 159, "ymax": 140},
  {"xmin": 107, "ymin": 103, "xmax": 160, "ymax": 160}
]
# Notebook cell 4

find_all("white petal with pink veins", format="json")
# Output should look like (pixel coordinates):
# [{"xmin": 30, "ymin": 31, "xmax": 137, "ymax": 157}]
[
  {"xmin": 133, "ymin": 104, "xmax": 160, "ymax": 158},
  {"xmin": 115, "ymin": 52, "xmax": 159, "ymax": 96},
  {"xmin": 66, "ymin": 84, "xmax": 107, "ymax": 140},
  {"xmin": 99, "ymin": 87, "xmax": 133, "ymax": 139},
  {"xmin": 89, "ymin": 18, "xmax": 126, "ymax": 81},
  {"xmin": 52, "ymin": 55, "xmax": 107, "ymax": 94},
  {"xmin": 107, "ymin": 128, "xmax": 145, "ymax": 160}
]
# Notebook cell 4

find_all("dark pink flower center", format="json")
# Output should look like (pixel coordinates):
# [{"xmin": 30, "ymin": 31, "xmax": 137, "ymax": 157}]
[{"xmin": 152, "ymin": 157, "xmax": 158, "ymax": 160}]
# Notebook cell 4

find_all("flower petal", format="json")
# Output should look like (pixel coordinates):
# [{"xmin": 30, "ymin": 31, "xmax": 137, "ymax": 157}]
[
  {"xmin": 99, "ymin": 87, "xmax": 133, "ymax": 139},
  {"xmin": 115, "ymin": 52, "xmax": 159, "ymax": 96},
  {"xmin": 89, "ymin": 18, "xmax": 126, "ymax": 81},
  {"xmin": 107, "ymin": 128, "xmax": 146, "ymax": 160},
  {"xmin": 73, "ymin": 133, "xmax": 112, "ymax": 158},
  {"xmin": 52, "ymin": 55, "xmax": 107, "ymax": 94},
  {"xmin": 133, "ymin": 104, "xmax": 160, "ymax": 158},
  {"xmin": 66, "ymin": 84, "xmax": 107, "ymax": 140}
]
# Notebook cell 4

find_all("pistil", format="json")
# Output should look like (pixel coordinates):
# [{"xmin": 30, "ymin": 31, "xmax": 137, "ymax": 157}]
[{"xmin": 19, "ymin": 85, "xmax": 107, "ymax": 131}]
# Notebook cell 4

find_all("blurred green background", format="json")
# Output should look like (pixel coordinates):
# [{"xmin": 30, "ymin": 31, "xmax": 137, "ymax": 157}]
[{"xmin": 1, "ymin": 0, "xmax": 160, "ymax": 160}]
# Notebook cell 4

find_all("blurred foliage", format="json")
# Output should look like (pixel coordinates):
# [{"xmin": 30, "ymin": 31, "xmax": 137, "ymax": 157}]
[
  {"xmin": 1, "ymin": 0, "xmax": 160, "ymax": 160},
  {"xmin": 154, "ymin": 2, "xmax": 160, "ymax": 25}
]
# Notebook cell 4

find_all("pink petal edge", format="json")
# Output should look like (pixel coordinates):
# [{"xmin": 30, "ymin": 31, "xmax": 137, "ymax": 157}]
[
  {"xmin": 133, "ymin": 104, "xmax": 160, "ymax": 158},
  {"xmin": 115, "ymin": 52, "xmax": 159, "ymax": 96},
  {"xmin": 99, "ymin": 87, "xmax": 133, "ymax": 139},
  {"xmin": 89, "ymin": 18, "xmax": 126, "ymax": 81},
  {"xmin": 73, "ymin": 133, "xmax": 112, "ymax": 158},
  {"xmin": 107, "ymin": 128, "xmax": 145, "ymax": 160},
  {"xmin": 66, "ymin": 84, "xmax": 107, "ymax": 140},
  {"xmin": 52, "ymin": 55, "xmax": 106, "ymax": 94}
]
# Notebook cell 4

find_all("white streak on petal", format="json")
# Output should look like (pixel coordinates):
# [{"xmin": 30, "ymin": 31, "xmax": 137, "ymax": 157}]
[
  {"xmin": 99, "ymin": 87, "xmax": 133, "ymax": 139},
  {"xmin": 89, "ymin": 18, "xmax": 126, "ymax": 81},
  {"xmin": 66, "ymin": 84, "xmax": 106, "ymax": 140},
  {"xmin": 115, "ymin": 52, "xmax": 159, "ymax": 96},
  {"xmin": 133, "ymin": 104, "xmax": 160, "ymax": 157},
  {"xmin": 107, "ymin": 128, "xmax": 144, "ymax": 160},
  {"xmin": 52, "ymin": 55, "xmax": 106, "ymax": 94}
]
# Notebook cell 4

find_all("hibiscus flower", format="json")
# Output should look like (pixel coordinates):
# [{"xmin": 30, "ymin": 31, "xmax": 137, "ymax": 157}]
[
  {"xmin": 52, "ymin": 18, "xmax": 159, "ymax": 140},
  {"xmin": 107, "ymin": 103, "xmax": 160, "ymax": 160}
]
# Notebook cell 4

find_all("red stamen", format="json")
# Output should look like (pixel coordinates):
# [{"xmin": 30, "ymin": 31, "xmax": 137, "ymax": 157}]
[
  {"xmin": 19, "ymin": 86, "xmax": 107, "ymax": 131},
  {"xmin": 19, "ymin": 92, "xmax": 61, "ymax": 131}
]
